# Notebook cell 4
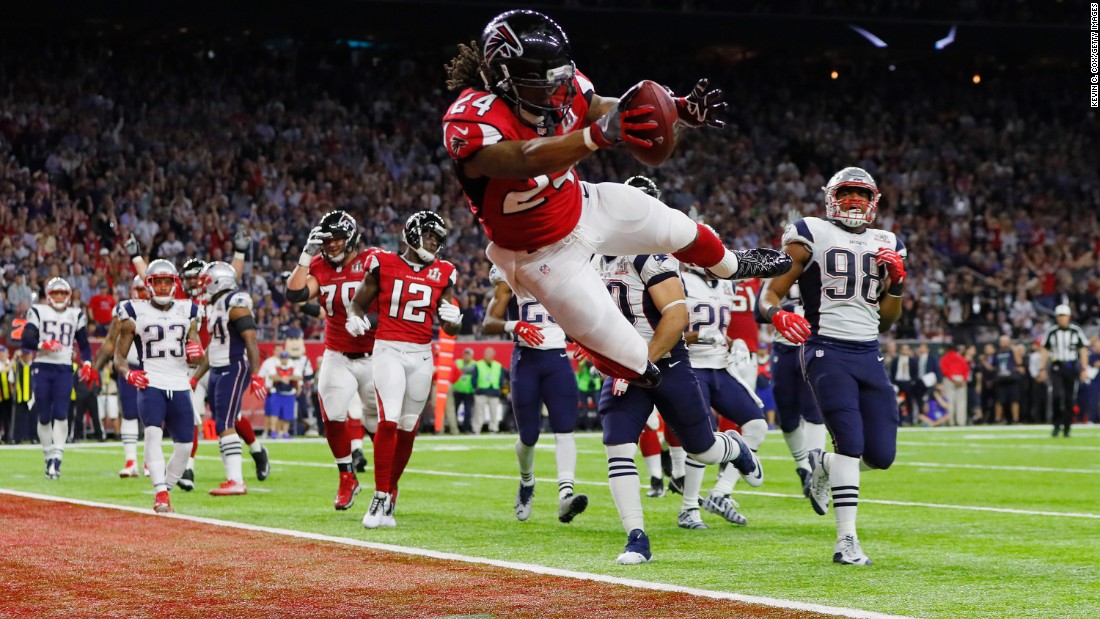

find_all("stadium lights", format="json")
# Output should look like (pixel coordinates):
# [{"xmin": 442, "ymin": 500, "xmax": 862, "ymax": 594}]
[
  {"xmin": 935, "ymin": 26, "xmax": 957, "ymax": 50},
  {"xmin": 849, "ymin": 25, "xmax": 888, "ymax": 48},
  {"xmin": 831, "ymin": 70, "xmax": 839, "ymax": 80},
  {"xmin": 972, "ymin": 73, "xmax": 981, "ymax": 84}
]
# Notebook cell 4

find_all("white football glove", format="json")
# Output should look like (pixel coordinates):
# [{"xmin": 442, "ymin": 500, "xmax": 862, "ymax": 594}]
[
  {"xmin": 346, "ymin": 314, "xmax": 371, "ymax": 337},
  {"xmin": 612, "ymin": 378, "xmax": 629, "ymax": 397},
  {"xmin": 305, "ymin": 226, "xmax": 332, "ymax": 256},
  {"xmin": 438, "ymin": 300, "xmax": 462, "ymax": 326}
]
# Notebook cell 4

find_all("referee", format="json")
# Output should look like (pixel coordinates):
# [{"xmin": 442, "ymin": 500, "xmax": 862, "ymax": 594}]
[{"xmin": 1041, "ymin": 305, "xmax": 1089, "ymax": 437}]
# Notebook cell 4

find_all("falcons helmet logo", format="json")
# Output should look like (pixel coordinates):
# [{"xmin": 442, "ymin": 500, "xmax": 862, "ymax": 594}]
[{"xmin": 483, "ymin": 21, "xmax": 524, "ymax": 62}]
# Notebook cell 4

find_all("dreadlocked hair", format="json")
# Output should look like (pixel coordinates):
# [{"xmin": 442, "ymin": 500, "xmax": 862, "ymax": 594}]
[{"xmin": 445, "ymin": 41, "xmax": 484, "ymax": 92}]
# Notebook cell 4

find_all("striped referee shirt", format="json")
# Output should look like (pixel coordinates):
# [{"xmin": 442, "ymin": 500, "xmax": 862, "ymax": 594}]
[{"xmin": 1043, "ymin": 324, "xmax": 1088, "ymax": 363}]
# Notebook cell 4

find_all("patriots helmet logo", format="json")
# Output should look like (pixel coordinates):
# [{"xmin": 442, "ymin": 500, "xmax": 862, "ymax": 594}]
[{"xmin": 483, "ymin": 20, "xmax": 524, "ymax": 63}]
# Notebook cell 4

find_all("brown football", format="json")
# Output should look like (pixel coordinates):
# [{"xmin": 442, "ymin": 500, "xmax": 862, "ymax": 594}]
[{"xmin": 624, "ymin": 80, "xmax": 679, "ymax": 167}]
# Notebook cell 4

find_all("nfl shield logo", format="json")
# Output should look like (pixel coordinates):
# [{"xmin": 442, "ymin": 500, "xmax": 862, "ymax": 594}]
[{"xmin": 427, "ymin": 267, "xmax": 442, "ymax": 282}]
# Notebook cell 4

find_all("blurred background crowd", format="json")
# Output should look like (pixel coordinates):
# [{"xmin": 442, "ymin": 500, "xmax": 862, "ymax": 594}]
[{"xmin": 1, "ymin": 1, "xmax": 1097, "ymax": 435}]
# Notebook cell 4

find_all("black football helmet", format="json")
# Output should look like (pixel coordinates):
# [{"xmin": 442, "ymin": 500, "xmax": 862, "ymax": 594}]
[
  {"xmin": 480, "ymin": 10, "xmax": 575, "ymax": 132},
  {"xmin": 180, "ymin": 258, "xmax": 207, "ymax": 298},
  {"xmin": 404, "ymin": 211, "xmax": 447, "ymax": 263},
  {"xmin": 317, "ymin": 210, "xmax": 360, "ymax": 264},
  {"xmin": 625, "ymin": 175, "xmax": 661, "ymax": 200}
]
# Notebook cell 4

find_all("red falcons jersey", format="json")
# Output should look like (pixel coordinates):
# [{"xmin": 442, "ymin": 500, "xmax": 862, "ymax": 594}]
[
  {"xmin": 442, "ymin": 72, "xmax": 595, "ymax": 252},
  {"xmin": 310, "ymin": 249, "xmax": 379, "ymax": 354},
  {"xmin": 368, "ymin": 251, "xmax": 457, "ymax": 345},
  {"xmin": 726, "ymin": 277, "xmax": 761, "ymax": 352}
]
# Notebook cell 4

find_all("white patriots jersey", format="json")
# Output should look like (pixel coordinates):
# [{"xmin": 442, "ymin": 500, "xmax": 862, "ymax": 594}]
[
  {"xmin": 26, "ymin": 304, "xmax": 87, "ymax": 366},
  {"xmin": 115, "ymin": 303, "xmax": 142, "ymax": 366},
  {"xmin": 683, "ymin": 271, "xmax": 734, "ymax": 369},
  {"xmin": 490, "ymin": 266, "xmax": 566, "ymax": 350},
  {"xmin": 206, "ymin": 290, "xmax": 253, "ymax": 368},
  {"xmin": 120, "ymin": 299, "xmax": 200, "ymax": 390},
  {"xmin": 772, "ymin": 282, "xmax": 806, "ymax": 347},
  {"xmin": 783, "ymin": 216, "xmax": 906, "ymax": 342},
  {"xmin": 593, "ymin": 254, "xmax": 684, "ymax": 354}
]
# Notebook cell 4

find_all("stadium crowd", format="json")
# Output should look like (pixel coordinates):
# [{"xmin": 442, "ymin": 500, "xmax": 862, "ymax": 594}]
[{"xmin": 1, "ymin": 39, "xmax": 1097, "ymax": 353}]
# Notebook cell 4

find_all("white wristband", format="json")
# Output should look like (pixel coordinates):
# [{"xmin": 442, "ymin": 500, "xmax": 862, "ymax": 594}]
[
  {"xmin": 298, "ymin": 252, "xmax": 313, "ymax": 268},
  {"xmin": 130, "ymin": 256, "xmax": 144, "ymax": 266},
  {"xmin": 504, "ymin": 321, "xmax": 518, "ymax": 333},
  {"xmin": 233, "ymin": 251, "xmax": 246, "ymax": 261},
  {"xmin": 582, "ymin": 126, "xmax": 600, "ymax": 151}
]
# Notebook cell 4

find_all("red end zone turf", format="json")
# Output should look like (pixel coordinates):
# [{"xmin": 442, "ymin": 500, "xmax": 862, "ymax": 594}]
[{"xmin": 0, "ymin": 495, "xmax": 832, "ymax": 618}]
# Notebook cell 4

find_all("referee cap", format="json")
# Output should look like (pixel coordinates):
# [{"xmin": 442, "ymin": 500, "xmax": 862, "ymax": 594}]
[{"xmin": 1054, "ymin": 304, "xmax": 1071, "ymax": 316}]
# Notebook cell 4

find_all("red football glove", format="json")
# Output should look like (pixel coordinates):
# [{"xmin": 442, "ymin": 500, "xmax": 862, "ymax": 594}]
[
  {"xmin": 567, "ymin": 342, "xmax": 591, "ymax": 363},
  {"xmin": 511, "ymin": 321, "xmax": 545, "ymax": 347},
  {"xmin": 771, "ymin": 309, "xmax": 812, "ymax": 345},
  {"xmin": 41, "ymin": 340, "xmax": 63, "ymax": 353},
  {"xmin": 249, "ymin": 374, "xmax": 268, "ymax": 400},
  {"xmin": 78, "ymin": 363, "xmax": 100, "ymax": 389},
  {"xmin": 671, "ymin": 78, "xmax": 727, "ymax": 129},
  {"xmin": 185, "ymin": 342, "xmax": 204, "ymax": 363},
  {"xmin": 189, "ymin": 375, "xmax": 200, "ymax": 391},
  {"xmin": 587, "ymin": 83, "xmax": 658, "ymax": 149},
  {"xmin": 126, "ymin": 369, "xmax": 150, "ymax": 389},
  {"xmin": 875, "ymin": 248, "xmax": 907, "ymax": 287}
]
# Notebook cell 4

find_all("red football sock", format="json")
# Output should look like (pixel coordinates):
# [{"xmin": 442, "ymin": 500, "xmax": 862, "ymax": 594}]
[
  {"xmin": 324, "ymin": 420, "xmax": 352, "ymax": 460},
  {"xmin": 665, "ymin": 426, "xmax": 682, "ymax": 448},
  {"xmin": 235, "ymin": 416, "xmax": 257, "ymax": 446},
  {"xmin": 717, "ymin": 416, "xmax": 740, "ymax": 433},
  {"xmin": 372, "ymin": 420, "xmax": 398, "ymax": 494},
  {"xmin": 639, "ymin": 426, "xmax": 662, "ymax": 458},
  {"xmin": 580, "ymin": 344, "xmax": 643, "ymax": 380},
  {"xmin": 390, "ymin": 427, "xmax": 419, "ymax": 489},
  {"xmin": 672, "ymin": 223, "xmax": 725, "ymax": 268},
  {"xmin": 348, "ymin": 417, "xmax": 365, "ymax": 441},
  {"xmin": 191, "ymin": 427, "xmax": 200, "ymax": 458}
]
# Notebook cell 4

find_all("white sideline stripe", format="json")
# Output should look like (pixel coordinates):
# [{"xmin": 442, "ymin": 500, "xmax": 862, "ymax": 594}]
[
  {"xmin": 187, "ymin": 456, "xmax": 1100, "ymax": 520},
  {"xmin": 0, "ymin": 488, "xmax": 912, "ymax": 619}
]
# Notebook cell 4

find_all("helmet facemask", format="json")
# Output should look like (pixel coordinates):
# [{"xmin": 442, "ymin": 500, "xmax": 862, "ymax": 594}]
[
  {"xmin": 823, "ymin": 167, "xmax": 880, "ymax": 229},
  {"xmin": 45, "ymin": 278, "xmax": 72, "ymax": 311},
  {"xmin": 321, "ymin": 235, "xmax": 351, "ymax": 265}
]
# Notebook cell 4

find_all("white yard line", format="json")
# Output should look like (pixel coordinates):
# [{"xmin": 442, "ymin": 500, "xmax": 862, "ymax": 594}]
[{"xmin": 0, "ymin": 488, "xmax": 913, "ymax": 619}]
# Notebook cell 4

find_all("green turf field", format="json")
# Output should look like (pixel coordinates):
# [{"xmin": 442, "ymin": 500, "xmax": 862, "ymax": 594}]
[{"xmin": 2, "ymin": 425, "xmax": 1097, "ymax": 619}]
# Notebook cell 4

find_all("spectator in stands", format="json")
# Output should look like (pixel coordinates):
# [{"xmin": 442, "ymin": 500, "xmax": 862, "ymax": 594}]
[
  {"xmin": 890, "ymin": 343, "xmax": 919, "ymax": 426},
  {"xmin": 939, "ymin": 343, "xmax": 970, "ymax": 426},
  {"xmin": 918, "ymin": 383, "xmax": 952, "ymax": 427},
  {"xmin": 87, "ymin": 281, "xmax": 116, "ymax": 337}
]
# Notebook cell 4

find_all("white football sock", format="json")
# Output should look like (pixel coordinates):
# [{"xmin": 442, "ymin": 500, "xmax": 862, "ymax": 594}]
[
  {"xmin": 804, "ymin": 421, "xmax": 828, "ymax": 454},
  {"xmin": 350, "ymin": 438, "xmax": 364, "ymax": 453},
  {"xmin": 670, "ymin": 445, "xmax": 686, "ymax": 478},
  {"xmin": 783, "ymin": 421, "xmax": 809, "ymax": 471},
  {"xmin": 682, "ymin": 457, "xmax": 706, "ymax": 511},
  {"xmin": 249, "ymin": 439, "xmax": 263, "ymax": 454},
  {"xmin": 515, "ymin": 439, "xmax": 536, "ymax": 486},
  {"xmin": 144, "ymin": 426, "xmax": 168, "ymax": 492},
  {"xmin": 830, "ymin": 453, "xmax": 861, "ymax": 539},
  {"xmin": 121, "ymin": 418, "xmax": 139, "ymax": 463},
  {"xmin": 554, "ymin": 433, "xmax": 576, "ymax": 499},
  {"xmin": 706, "ymin": 248, "xmax": 740, "ymax": 279},
  {"xmin": 739, "ymin": 419, "xmax": 767, "ymax": 452},
  {"xmin": 165, "ymin": 442, "xmax": 192, "ymax": 486},
  {"xmin": 51, "ymin": 420, "xmax": 68, "ymax": 461},
  {"xmin": 689, "ymin": 432, "xmax": 741, "ymax": 465},
  {"xmin": 606, "ymin": 443, "xmax": 644, "ymax": 533},
  {"xmin": 712, "ymin": 462, "xmax": 739, "ymax": 496},
  {"xmin": 219, "ymin": 434, "xmax": 244, "ymax": 483},
  {"xmin": 643, "ymin": 454, "xmax": 663, "ymax": 480},
  {"xmin": 38, "ymin": 422, "xmax": 54, "ymax": 459}
]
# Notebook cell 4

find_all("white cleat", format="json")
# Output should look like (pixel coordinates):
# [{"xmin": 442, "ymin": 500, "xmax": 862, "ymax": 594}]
[
  {"xmin": 361, "ymin": 491, "xmax": 390, "ymax": 529},
  {"xmin": 119, "ymin": 460, "xmax": 139, "ymax": 478},
  {"xmin": 514, "ymin": 483, "xmax": 535, "ymax": 522},
  {"xmin": 701, "ymin": 492, "xmax": 747, "ymax": 526},
  {"xmin": 808, "ymin": 449, "xmax": 831, "ymax": 516},
  {"xmin": 833, "ymin": 534, "xmax": 873, "ymax": 566},
  {"xmin": 676, "ymin": 508, "xmax": 708, "ymax": 530}
]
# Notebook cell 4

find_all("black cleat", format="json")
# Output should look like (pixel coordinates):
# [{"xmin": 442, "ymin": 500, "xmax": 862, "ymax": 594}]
[
  {"xmin": 645, "ymin": 476, "xmax": 665, "ymax": 498},
  {"xmin": 177, "ymin": 468, "xmax": 195, "ymax": 492},
  {"xmin": 668, "ymin": 475, "xmax": 685, "ymax": 496},
  {"xmin": 797, "ymin": 467, "xmax": 812, "ymax": 499},
  {"xmin": 352, "ymin": 448, "xmax": 368, "ymax": 473},
  {"xmin": 629, "ymin": 361, "xmax": 662, "ymax": 388},
  {"xmin": 728, "ymin": 248, "xmax": 792, "ymax": 280},
  {"xmin": 252, "ymin": 446, "xmax": 270, "ymax": 481},
  {"xmin": 660, "ymin": 449, "xmax": 672, "ymax": 478}
]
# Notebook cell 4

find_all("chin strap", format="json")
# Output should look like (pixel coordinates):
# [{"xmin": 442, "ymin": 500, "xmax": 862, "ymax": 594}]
[{"xmin": 414, "ymin": 246, "xmax": 436, "ymax": 263}]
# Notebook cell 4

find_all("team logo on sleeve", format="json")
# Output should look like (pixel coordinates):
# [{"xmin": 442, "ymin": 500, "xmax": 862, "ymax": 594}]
[
  {"xmin": 449, "ymin": 134, "xmax": 469, "ymax": 156},
  {"xmin": 483, "ymin": 21, "xmax": 524, "ymax": 62},
  {"xmin": 426, "ymin": 267, "xmax": 442, "ymax": 282}
]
